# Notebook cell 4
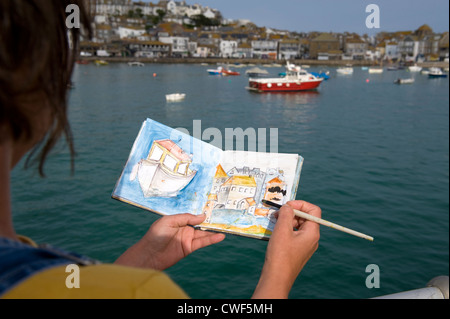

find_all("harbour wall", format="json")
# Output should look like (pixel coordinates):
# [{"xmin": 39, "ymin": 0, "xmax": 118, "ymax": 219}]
[{"xmin": 80, "ymin": 56, "xmax": 449, "ymax": 68}]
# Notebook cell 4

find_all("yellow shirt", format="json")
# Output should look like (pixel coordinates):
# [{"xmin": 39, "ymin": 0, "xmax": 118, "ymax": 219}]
[{"xmin": 2, "ymin": 236, "xmax": 189, "ymax": 299}]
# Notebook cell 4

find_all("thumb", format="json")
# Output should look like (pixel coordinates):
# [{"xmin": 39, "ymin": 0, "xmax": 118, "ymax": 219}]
[{"xmin": 168, "ymin": 213, "xmax": 206, "ymax": 228}]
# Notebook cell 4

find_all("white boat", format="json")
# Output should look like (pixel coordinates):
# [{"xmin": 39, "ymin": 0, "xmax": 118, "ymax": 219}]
[
  {"xmin": 394, "ymin": 78, "xmax": 415, "ymax": 84},
  {"xmin": 428, "ymin": 68, "xmax": 447, "ymax": 78},
  {"xmin": 128, "ymin": 61, "xmax": 144, "ymax": 67},
  {"xmin": 408, "ymin": 64, "xmax": 422, "ymax": 72},
  {"xmin": 245, "ymin": 67, "xmax": 269, "ymax": 77},
  {"xmin": 336, "ymin": 67, "xmax": 353, "ymax": 75},
  {"xmin": 368, "ymin": 67, "xmax": 383, "ymax": 74},
  {"xmin": 166, "ymin": 93, "xmax": 186, "ymax": 101},
  {"xmin": 130, "ymin": 139, "xmax": 196, "ymax": 197}
]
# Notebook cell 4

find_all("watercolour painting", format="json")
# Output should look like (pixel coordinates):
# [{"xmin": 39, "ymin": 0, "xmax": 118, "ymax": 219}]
[
  {"xmin": 112, "ymin": 118, "xmax": 221, "ymax": 216},
  {"xmin": 112, "ymin": 118, "xmax": 303, "ymax": 240}
]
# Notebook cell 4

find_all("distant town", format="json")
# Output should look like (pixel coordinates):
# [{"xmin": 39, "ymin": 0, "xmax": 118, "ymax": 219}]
[{"xmin": 81, "ymin": 0, "xmax": 449, "ymax": 64}]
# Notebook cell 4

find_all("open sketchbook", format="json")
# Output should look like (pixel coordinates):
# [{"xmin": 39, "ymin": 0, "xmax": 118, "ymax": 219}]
[{"xmin": 112, "ymin": 118, "xmax": 304, "ymax": 240}]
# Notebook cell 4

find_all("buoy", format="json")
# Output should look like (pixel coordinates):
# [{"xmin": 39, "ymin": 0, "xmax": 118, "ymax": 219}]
[
  {"xmin": 153, "ymin": 73, "xmax": 157, "ymax": 77},
  {"xmin": 366, "ymin": 79, "xmax": 370, "ymax": 83}
]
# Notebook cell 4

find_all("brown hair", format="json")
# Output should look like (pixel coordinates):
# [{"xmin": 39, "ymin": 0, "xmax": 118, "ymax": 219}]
[{"xmin": 0, "ymin": 0, "xmax": 92, "ymax": 176}]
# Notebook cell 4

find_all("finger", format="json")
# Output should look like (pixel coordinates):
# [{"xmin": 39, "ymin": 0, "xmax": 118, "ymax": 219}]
[
  {"xmin": 286, "ymin": 200, "xmax": 321, "ymax": 219},
  {"xmin": 273, "ymin": 210, "xmax": 304, "ymax": 229},
  {"xmin": 273, "ymin": 204, "xmax": 295, "ymax": 232},
  {"xmin": 191, "ymin": 231, "xmax": 225, "ymax": 252},
  {"xmin": 286, "ymin": 201, "xmax": 322, "ymax": 235}
]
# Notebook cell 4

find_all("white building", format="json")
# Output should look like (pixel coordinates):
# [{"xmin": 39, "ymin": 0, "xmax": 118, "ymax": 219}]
[
  {"xmin": 220, "ymin": 40, "xmax": 238, "ymax": 58},
  {"xmin": 159, "ymin": 36, "xmax": 190, "ymax": 57},
  {"xmin": 251, "ymin": 40, "xmax": 278, "ymax": 59},
  {"xmin": 398, "ymin": 35, "xmax": 420, "ymax": 61},
  {"xmin": 118, "ymin": 26, "xmax": 146, "ymax": 39},
  {"xmin": 385, "ymin": 42, "xmax": 399, "ymax": 60}
]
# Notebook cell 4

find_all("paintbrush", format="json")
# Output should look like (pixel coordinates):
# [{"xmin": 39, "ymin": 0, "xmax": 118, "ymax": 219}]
[{"xmin": 262, "ymin": 200, "xmax": 374, "ymax": 242}]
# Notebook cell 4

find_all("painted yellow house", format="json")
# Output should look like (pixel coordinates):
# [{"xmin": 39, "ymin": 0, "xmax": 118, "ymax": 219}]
[{"xmin": 217, "ymin": 175, "xmax": 257, "ymax": 210}]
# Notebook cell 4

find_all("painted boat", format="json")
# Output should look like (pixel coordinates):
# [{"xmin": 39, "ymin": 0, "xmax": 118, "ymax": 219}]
[
  {"xmin": 131, "ymin": 139, "xmax": 197, "ymax": 197},
  {"xmin": 246, "ymin": 62, "xmax": 323, "ymax": 92}
]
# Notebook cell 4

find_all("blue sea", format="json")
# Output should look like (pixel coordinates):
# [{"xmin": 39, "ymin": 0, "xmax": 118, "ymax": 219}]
[{"xmin": 11, "ymin": 63, "xmax": 449, "ymax": 299}]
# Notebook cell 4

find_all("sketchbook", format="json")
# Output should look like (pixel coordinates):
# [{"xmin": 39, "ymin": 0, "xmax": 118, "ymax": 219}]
[{"xmin": 112, "ymin": 118, "xmax": 304, "ymax": 240}]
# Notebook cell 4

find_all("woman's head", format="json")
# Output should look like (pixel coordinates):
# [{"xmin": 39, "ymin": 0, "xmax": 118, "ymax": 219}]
[{"xmin": 0, "ymin": 0, "xmax": 92, "ymax": 175}]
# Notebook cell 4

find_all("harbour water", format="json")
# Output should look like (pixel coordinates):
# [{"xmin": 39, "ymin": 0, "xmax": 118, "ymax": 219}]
[{"xmin": 11, "ymin": 63, "xmax": 449, "ymax": 299}]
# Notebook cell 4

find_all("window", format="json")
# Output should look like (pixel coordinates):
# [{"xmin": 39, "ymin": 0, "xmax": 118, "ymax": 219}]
[
  {"xmin": 163, "ymin": 155, "xmax": 177, "ymax": 172},
  {"xmin": 149, "ymin": 146, "xmax": 164, "ymax": 161},
  {"xmin": 177, "ymin": 162, "xmax": 188, "ymax": 175}
]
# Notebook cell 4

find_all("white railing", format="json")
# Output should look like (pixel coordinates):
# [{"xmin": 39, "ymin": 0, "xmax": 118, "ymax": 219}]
[{"xmin": 373, "ymin": 276, "xmax": 448, "ymax": 299}]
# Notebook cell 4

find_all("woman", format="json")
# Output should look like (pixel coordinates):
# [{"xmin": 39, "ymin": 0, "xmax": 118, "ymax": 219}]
[{"xmin": 0, "ymin": 0, "xmax": 320, "ymax": 298}]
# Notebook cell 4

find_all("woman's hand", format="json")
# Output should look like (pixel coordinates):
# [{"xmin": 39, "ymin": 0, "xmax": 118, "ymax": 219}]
[
  {"xmin": 115, "ymin": 213, "xmax": 225, "ymax": 270},
  {"xmin": 253, "ymin": 200, "xmax": 321, "ymax": 299}
]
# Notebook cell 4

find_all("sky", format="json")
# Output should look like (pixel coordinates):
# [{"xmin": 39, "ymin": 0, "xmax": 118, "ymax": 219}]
[{"xmin": 153, "ymin": 0, "xmax": 449, "ymax": 35}]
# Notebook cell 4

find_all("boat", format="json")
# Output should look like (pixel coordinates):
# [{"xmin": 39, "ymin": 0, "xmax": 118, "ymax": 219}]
[
  {"xmin": 166, "ymin": 93, "xmax": 186, "ymax": 101},
  {"xmin": 246, "ymin": 62, "xmax": 323, "ymax": 92},
  {"xmin": 130, "ymin": 139, "xmax": 197, "ymax": 197},
  {"xmin": 94, "ymin": 60, "xmax": 108, "ymax": 66},
  {"xmin": 222, "ymin": 68, "xmax": 240, "ymax": 76},
  {"xmin": 336, "ymin": 67, "xmax": 353, "ymax": 75},
  {"xmin": 76, "ymin": 60, "xmax": 89, "ymax": 65},
  {"xmin": 207, "ymin": 66, "xmax": 223, "ymax": 75},
  {"xmin": 207, "ymin": 66, "xmax": 240, "ymax": 76},
  {"xmin": 408, "ymin": 64, "xmax": 422, "ymax": 72},
  {"xmin": 368, "ymin": 67, "xmax": 383, "ymax": 73},
  {"xmin": 310, "ymin": 71, "xmax": 330, "ymax": 80},
  {"xmin": 428, "ymin": 68, "xmax": 447, "ymax": 78},
  {"xmin": 245, "ymin": 67, "xmax": 269, "ymax": 77},
  {"xmin": 394, "ymin": 78, "xmax": 415, "ymax": 84},
  {"xmin": 128, "ymin": 61, "xmax": 144, "ymax": 67}
]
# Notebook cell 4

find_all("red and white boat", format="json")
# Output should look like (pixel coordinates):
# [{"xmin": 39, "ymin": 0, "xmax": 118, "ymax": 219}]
[
  {"xmin": 246, "ymin": 62, "xmax": 323, "ymax": 92},
  {"xmin": 207, "ymin": 66, "xmax": 240, "ymax": 76}
]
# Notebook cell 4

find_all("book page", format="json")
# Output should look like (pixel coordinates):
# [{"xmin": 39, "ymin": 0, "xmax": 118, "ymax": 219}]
[
  {"xmin": 112, "ymin": 118, "xmax": 222, "ymax": 215},
  {"xmin": 199, "ymin": 151, "xmax": 303, "ymax": 239}
]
